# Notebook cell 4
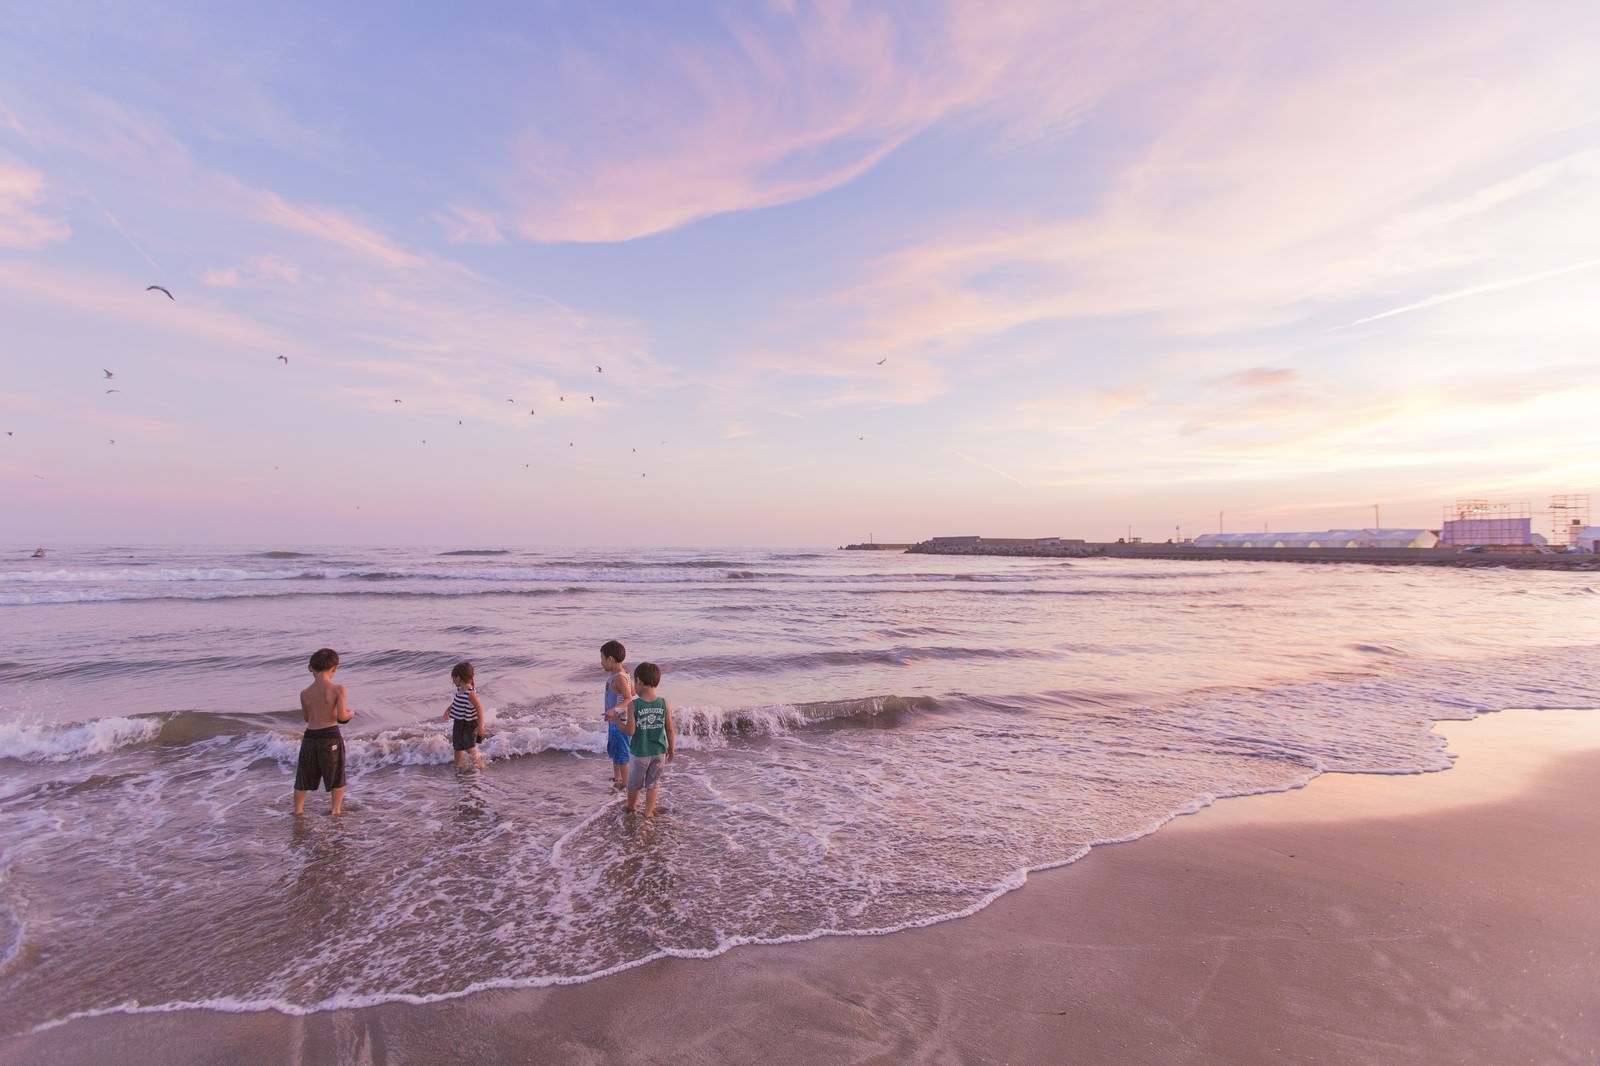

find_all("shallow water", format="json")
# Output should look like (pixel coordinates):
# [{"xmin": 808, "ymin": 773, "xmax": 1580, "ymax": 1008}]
[{"xmin": 2, "ymin": 544, "xmax": 1598, "ymax": 1033}]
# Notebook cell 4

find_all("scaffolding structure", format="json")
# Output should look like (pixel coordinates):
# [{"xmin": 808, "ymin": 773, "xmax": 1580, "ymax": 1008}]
[
  {"xmin": 1439, "ymin": 500, "xmax": 1533, "ymax": 546},
  {"xmin": 1550, "ymin": 494, "xmax": 1592, "ymax": 548}
]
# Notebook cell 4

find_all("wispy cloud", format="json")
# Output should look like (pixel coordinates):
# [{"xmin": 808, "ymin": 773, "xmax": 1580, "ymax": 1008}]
[
  {"xmin": 0, "ymin": 156, "xmax": 69, "ymax": 248},
  {"xmin": 255, "ymin": 192, "xmax": 427, "ymax": 271},
  {"xmin": 475, "ymin": 3, "xmax": 1184, "ymax": 243}
]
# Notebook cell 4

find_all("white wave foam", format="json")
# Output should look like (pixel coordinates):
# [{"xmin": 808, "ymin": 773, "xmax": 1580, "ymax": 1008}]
[{"xmin": 0, "ymin": 717, "xmax": 162, "ymax": 763}]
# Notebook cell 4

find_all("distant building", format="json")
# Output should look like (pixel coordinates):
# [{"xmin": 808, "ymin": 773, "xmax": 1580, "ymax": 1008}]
[
  {"xmin": 1439, "ymin": 516, "xmax": 1533, "ymax": 547},
  {"xmin": 928, "ymin": 536, "xmax": 982, "ymax": 548},
  {"xmin": 1573, "ymin": 527, "xmax": 1600, "ymax": 553}
]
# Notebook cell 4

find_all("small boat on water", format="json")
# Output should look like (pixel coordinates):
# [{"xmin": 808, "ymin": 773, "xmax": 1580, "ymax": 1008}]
[{"xmin": 31, "ymin": 548, "xmax": 46, "ymax": 558}]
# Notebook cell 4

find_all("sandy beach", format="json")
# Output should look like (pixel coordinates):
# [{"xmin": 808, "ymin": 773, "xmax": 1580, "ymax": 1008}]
[{"xmin": 6, "ymin": 707, "xmax": 1598, "ymax": 1066}]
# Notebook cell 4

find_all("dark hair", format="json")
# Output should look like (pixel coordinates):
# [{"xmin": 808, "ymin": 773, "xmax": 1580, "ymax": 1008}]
[
  {"xmin": 600, "ymin": 640, "xmax": 626, "ymax": 663},
  {"xmin": 308, "ymin": 648, "xmax": 339, "ymax": 673},
  {"xmin": 451, "ymin": 660, "xmax": 475, "ymax": 684},
  {"xmin": 632, "ymin": 661, "xmax": 661, "ymax": 687}
]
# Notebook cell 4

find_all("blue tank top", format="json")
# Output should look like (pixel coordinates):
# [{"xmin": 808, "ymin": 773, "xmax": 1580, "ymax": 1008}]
[{"xmin": 603, "ymin": 674, "xmax": 626, "ymax": 716}]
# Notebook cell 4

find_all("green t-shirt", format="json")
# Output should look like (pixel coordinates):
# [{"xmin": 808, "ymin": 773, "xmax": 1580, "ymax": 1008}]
[{"xmin": 629, "ymin": 697, "xmax": 670, "ymax": 757}]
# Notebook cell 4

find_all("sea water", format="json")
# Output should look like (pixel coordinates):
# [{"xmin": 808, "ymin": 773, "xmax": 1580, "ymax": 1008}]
[{"xmin": 2, "ymin": 544, "xmax": 1598, "ymax": 1034}]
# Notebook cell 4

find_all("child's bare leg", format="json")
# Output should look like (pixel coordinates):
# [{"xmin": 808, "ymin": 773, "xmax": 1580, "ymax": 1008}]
[
  {"xmin": 293, "ymin": 789, "xmax": 307, "ymax": 815},
  {"xmin": 625, "ymin": 787, "xmax": 639, "ymax": 813},
  {"xmin": 643, "ymin": 786, "xmax": 659, "ymax": 819},
  {"xmin": 613, "ymin": 763, "xmax": 627, "ymax": 789},
  {"xmin": 473, "ymin": 748, "xmax": 485, "ymax": 770},
  {"xmin": 330, "ymin": 787, "xmax": 344, "ymax": 815}
]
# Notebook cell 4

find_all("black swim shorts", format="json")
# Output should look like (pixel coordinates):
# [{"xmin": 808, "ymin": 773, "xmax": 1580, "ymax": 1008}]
[
  {"xmin": 294, "ymin": 727, "xmax": 346, "ymax": 791},
  {"xmin": 451, "ymin": 718, "xmax": 481, "ymax": 752}
]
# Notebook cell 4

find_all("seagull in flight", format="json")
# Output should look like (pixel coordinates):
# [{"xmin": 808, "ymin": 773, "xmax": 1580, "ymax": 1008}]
[
  {"xmin": 106, "ymin": 389, "xmax": 121, "ymax": 394},
  {"xmin": 277, "ymin": 355, "xmax": 288, "ymax": 364},
  {"xmin": 103, "ymin": 369, "xmax": 114, "ymax": 379},
  {"xmin": 146, "ymin": 285, "xmax": 173, "ymax": 300},
  {"xmin": 596, "ymin": 365, "xmax": 603, "ymax": 373},
  {"xmin": 876, "ymin": 357, "xmax": 887, "ymax": 365}
]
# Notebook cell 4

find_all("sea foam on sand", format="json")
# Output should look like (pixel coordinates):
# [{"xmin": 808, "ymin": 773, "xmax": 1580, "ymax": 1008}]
[{"xmin": 5, "ymin": 707, "xmax": 1598, "ymax": 1066}]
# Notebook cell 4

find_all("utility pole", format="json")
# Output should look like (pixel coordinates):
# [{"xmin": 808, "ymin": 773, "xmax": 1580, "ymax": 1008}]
[
  {"xmin": 1219, "ymin": 511, "xmax": 1224, "ymax": 534},
  {"xmin": 1373, "ymin": 504, "xmax": 1380, "ymax": 529}
]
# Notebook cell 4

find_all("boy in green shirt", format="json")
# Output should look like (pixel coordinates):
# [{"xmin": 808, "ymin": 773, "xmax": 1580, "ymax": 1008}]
[{"xmin": 619, "ymin": 661, "xmax": 675, "ymax": 818}]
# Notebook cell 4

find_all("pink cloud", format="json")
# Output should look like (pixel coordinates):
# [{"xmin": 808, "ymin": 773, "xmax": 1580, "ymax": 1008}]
[
  {"xmin": 255, "ymin": 191, "xmax": 426, "ymax": 270},
  {"xmin": 0, "ymin": 158, "xmax": 70, "ymax": 248},
  {"xmin": 487, "ymin": 2, "xmax": 1176, "ymax": 243}
]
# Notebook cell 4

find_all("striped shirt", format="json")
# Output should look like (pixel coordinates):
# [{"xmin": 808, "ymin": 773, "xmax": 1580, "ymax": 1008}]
[{"xmin": 448, "ymin": 687, "xmax": 479, "ymax": 722}]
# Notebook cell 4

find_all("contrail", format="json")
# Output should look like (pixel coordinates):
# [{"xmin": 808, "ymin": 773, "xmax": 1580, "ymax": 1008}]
[
  {"xmin": 945, "ymin": 449, "xmax": 1028, "ymax": 487},
  {"xmin": 1343, "ymin": 257, "xmax": 1600, "ymax": 328}
]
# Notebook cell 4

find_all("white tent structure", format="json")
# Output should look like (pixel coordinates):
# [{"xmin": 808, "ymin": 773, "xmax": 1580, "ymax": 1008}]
[
  {"xmin": 1572, "ymin": 527, "xmax": 1600, "ymax": 553},
  {"xmin": 1193, "ymin": 528, "xmax": 1439, "ymax": 549},
  {"xmin": 1358, "ymin": 528, "xmax": 1440, "ymax": 549}
]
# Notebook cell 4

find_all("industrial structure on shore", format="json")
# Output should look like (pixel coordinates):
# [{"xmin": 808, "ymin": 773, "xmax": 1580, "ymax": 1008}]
[{"xmin": 888, "ymin": 495, "xmax": 1600, "ymax": 567}]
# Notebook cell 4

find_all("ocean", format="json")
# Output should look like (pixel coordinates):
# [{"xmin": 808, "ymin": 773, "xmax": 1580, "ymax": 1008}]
[{"xmin": 2, "ymin": 544, "xmax": 1598, "ymax": 1036}]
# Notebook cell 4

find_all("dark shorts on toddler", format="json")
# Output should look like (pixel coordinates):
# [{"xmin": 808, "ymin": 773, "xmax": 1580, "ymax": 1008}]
[
  {"xmin": 451, "ymin": 718, "xmax": 481, "ymax": 752},
  {"xmin": 294, "ymin": 726, "xmax": 346, "ymax": 792}
]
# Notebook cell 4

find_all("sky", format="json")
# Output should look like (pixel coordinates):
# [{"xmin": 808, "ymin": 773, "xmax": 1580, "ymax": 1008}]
[{"xmin": 3, "ymin": 1, "xmax": 1599, "ymax": 547}]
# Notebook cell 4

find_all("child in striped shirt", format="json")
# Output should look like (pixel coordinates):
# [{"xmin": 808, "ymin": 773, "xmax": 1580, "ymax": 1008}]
[{"xmin": 445, "ymin": 660, "xmax": 486, "ymax": 770}]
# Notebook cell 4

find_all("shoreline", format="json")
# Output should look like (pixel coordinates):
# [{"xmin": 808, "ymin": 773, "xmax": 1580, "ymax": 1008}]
[{"xmin": 6, "ymin": 708, "xmax": 1598, "ymax": 1064}]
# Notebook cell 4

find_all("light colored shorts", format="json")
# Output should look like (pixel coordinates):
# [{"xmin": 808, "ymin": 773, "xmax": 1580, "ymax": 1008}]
[{"xmin": 627, "ymin": 754, "xmax": 665, "ymax": 792}]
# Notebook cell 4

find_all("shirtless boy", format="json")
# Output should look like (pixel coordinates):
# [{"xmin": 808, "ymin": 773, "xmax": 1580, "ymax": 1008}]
[{"xmin": 293, "ymin": 647, "xmax": 355, "ymax": 815}]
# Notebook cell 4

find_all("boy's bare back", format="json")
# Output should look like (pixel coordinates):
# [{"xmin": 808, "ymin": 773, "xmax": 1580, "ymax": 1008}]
[{"xmin": 300, "ymin": 676, "xmax": 351, "ymax": 730}]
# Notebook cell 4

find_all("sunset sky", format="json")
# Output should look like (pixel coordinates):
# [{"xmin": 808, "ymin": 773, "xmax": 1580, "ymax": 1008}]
[{"xmin": 4, "ymin": 2, "xmax": 1599, "ymax": 546}]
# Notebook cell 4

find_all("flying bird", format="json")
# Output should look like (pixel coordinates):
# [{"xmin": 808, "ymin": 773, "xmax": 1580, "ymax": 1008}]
[
  {"xmin": 106, "ymin": 389, "xmax": 120, "ymax": 394},
  {"xmin": 876, "ymin": 357, "xmax": 887, "ymax": 365},
  {"xmin": 589, "ymin": 396, "xmax": 594, "ymax": 402},
  {"xmin": 146, "ymin": 285, "xmax": 173, "ymax": 300},
  {"xmin": 559, "ymin": 396, "xmax": 564, "ymax": 402},
  {"xmin": 103, "ymin": 369, "xmax": 114, "ymax": 379},
  {"xmin": 393, "ymin": 399, "xmax": 402, "ymax": 403},
  {"xmin": 277, "ymin": 355, "xmax": 288, "ymax": 364},
  {"xmin": 596, "ymin": 365, "xmax": 603, "ymax": 373}
]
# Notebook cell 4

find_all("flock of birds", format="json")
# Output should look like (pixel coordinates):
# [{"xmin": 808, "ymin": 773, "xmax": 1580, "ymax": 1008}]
[
  {"xmin": 9, "ymin": 283, "xmax": 691, "ymax": 482},
  {"xmin": 11, "ymin": 282, "xmax": 895, "ymax": 484}
]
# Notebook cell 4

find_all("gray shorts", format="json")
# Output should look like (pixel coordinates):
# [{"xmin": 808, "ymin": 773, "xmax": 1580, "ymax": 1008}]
[{"xmin": 627, "ymin": 754, "xmax": 665, "ymax": 792}]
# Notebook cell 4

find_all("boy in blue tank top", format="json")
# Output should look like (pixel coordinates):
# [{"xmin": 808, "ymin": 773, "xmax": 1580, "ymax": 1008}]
[
  {"xmin": 620, "ymin": 660, "xmax": 675, "ymax": 818},
  {"xmin": 600, "ymin": 640, "xmax": 634, "ymax": 791}
]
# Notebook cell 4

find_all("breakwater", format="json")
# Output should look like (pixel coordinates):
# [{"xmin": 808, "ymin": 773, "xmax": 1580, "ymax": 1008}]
[{"xmin": 903, "ymin": 540, "xmax": 1600, "ymax": 570}]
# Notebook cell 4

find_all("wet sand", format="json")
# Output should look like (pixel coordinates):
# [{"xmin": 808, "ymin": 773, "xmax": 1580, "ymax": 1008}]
[{"xmin": 6, "ymin": 709, "xmax": 1598, "ymax": 1065}]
